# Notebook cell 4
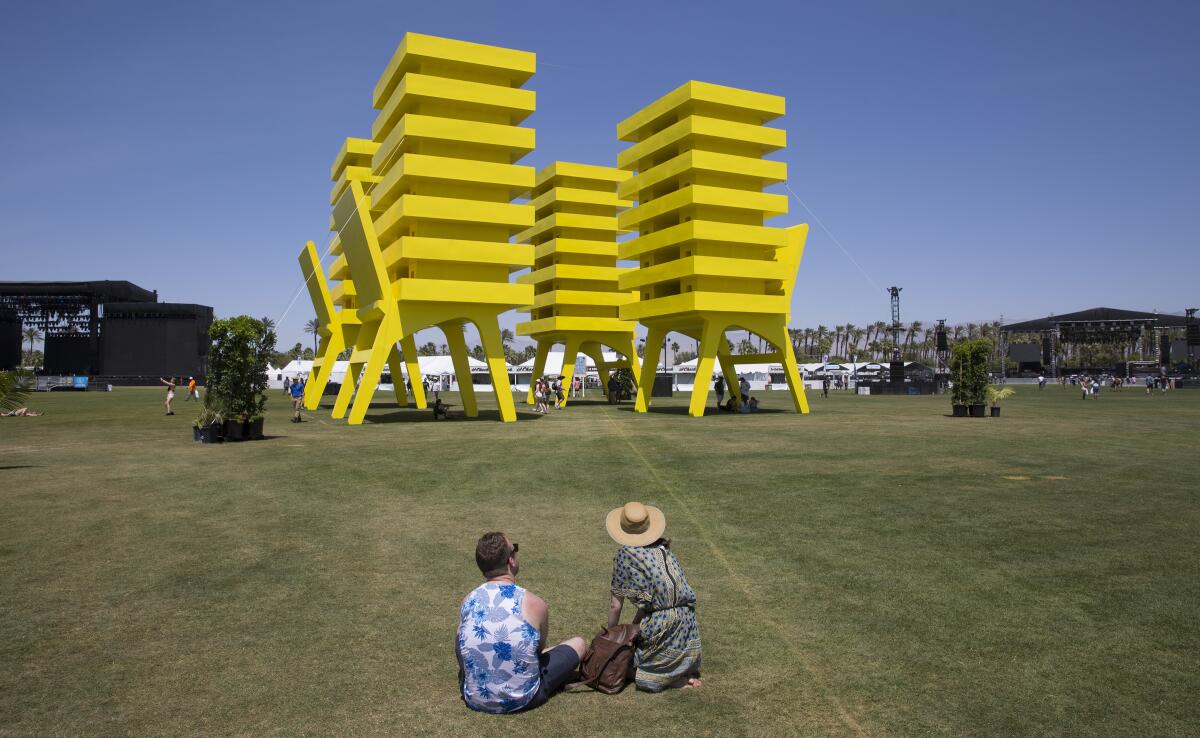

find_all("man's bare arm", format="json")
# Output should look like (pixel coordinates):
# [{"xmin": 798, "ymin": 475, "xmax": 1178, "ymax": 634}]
[{"xmin": 523, "ymin": 592, "xmax": 550, "ymax": 651}]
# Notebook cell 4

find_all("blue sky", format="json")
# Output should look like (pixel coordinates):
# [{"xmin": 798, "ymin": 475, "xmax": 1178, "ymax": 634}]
[{"xmin": 2, "ymin": 0, "xmax": 1196, "ymax": 350}]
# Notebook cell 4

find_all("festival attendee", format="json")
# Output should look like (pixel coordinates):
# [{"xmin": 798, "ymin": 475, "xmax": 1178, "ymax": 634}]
[
  {"xmin": 186, "ymin": 376, "xmax": 199, "ymax": 402},
  {"xmin": 290, "ymin": 377, "xmax": 305, "ymax": 422},
  {"xmin": 283, "ymin": 376, "xmax": 291, "ymax": 396},
  {"xmin": 457, "ymin": 533, "xmax": 585, "ymax": 713},
  {"xmin": 714, "ymin": 375, "xmax": 725, "ymax": 411},
  {"xmin": 1037, "ymin": 374, "xmax": 1045, "ymax": 390},
  {"xmin": 553, "ymin": 379, "xmax": 564, "ymax": 409},
  {"xmin": 605, "ymin": 502, "xmax": 702, "ymax": 691},
  {"xmin": 159, "ymin": 377, "xmax": 176, "ymax": 415},
  {"xmin": 748, "ymin": 396, "xmax": 759, "ymax": 412},
  {"xmin": 533, "ymin": 379, "xmax": 548, "ymax": 414},
  {"xmin": 607, "ymin": 375, "xmax": 621, "ymax": 404},
  {"xmin": 822, "ymin": 376, "xmax": 830, "ymax": 398},
  {"xmin": 739, "ymin": 375, "xmax": 750, "ymax": 402}
]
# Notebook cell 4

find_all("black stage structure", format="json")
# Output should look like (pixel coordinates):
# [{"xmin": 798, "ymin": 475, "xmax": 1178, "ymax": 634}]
[
  {"xmin": 0, "ymin": 281, "xmax": 213, "ymax": 381},
  {"xmin": 1001, "ymin": 307, "xmax": 1193, "ymax": 377}
]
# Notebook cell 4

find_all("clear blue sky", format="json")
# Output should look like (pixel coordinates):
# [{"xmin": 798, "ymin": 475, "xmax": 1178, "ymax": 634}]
[{"xmin": 2, "ymin": 0, "xmax": 1197, "ymax": 350}]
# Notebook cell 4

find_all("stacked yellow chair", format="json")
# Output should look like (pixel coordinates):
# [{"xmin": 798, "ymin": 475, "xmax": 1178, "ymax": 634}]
[
  {"xmin": 615, "ymin": 81, "xmax": 810, "ymax": 417},
  {"xmin": 299, "ymin": 138, "xmax": 378, "ymax": 410},
  {"xmin": 333, "ymin": 33, "xmax": 537, "ymax": 424},
  {"xmin": 516, "ymin": 162, "xmax": 643, "ymax": 409}
]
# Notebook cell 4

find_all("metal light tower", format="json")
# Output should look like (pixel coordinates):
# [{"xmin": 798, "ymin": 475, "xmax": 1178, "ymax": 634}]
[
  {"xmin": 887, "ymin": 286, "xmax": 902, "ymax": 362},
  {"xmin": 1187, "ymin": 308, "xmax": 1198, "ymax": 367}
]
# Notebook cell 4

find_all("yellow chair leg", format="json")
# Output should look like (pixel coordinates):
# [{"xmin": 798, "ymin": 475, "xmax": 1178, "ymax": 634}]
[
  {"xmin": 400, "ymin": 334, "xmax": 426, "ymax": 409},
  {"xmin": 477, "ymin": 320, "xmax": 518, "ymax": 423},
  {"xmin": 689, "ymin": 322, "xmax": 722, "ymax": 418},
  {"xmin": 446, "ymin": 327, "xmax": 478, "ymax": 418}
]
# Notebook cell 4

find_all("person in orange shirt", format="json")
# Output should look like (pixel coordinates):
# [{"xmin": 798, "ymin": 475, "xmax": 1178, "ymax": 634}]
[{"xmin": 185, "ymin": 376, "xmax": 199, "ymax": 402}]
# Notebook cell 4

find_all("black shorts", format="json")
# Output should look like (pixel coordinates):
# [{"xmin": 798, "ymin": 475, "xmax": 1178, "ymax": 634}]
[{"xmin": 520, "ymin": 644, "xmax": 580, "ymax": 711}]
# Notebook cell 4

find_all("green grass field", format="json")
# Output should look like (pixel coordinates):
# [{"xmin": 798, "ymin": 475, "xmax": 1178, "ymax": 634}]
[{"xmin": 1, "ymin": 385, "xmax": 1197, "ymax": 736}]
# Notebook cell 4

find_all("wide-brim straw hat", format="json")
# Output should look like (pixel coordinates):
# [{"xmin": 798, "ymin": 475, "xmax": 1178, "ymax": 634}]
[{"xmin": 606, "ymin": 501, "xmax": 666, "ymax": 547}]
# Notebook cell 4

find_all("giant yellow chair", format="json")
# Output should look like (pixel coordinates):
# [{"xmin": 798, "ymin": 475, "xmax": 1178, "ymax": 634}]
[
  {"xmin": 327, "ymin": 136, "xmax": 426, "ymax": 417},
  {"xmin": 300, "ymin": 137, "xmax": 426, "ymax": 416},
  {"xmin": 516, "ymin": 162, "xmax": 643, "ymax": 409},
  {"xmin": 336, "ymin": 33, "xmax": 536, "ymax": 424},
  {"xmin": 297, "ymin": 240, "xmax": 347, "ymax": 410},
  {"xmin": 616, "ymin": 81, "xmax": 810, "ymax": 417}
]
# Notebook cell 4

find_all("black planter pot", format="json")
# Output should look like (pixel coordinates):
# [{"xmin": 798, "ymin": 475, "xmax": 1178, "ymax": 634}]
[
  {"xmin": 990, "ymin": 406, "xmax": 1001, "ymax": 417},
  {"xmin": 224, "ymin": 419, "xmax": 245, "ymax": 442},
  {"xmin": 200, "ymin": 423, "xmax": 221, "ymax": 444},
  {"xmin": 969, "ymin": 404, "xmax": 986, "ymax": 417},
  {"xmin": 248, "ymin": 417, "xmax": 264, "ymax": 440},
  {"xmin": 192, "ymin": 426, "xmax": 202, "ymax": 442},
  {"xmin": 952, "ymin": 404, "xmax": 968, "ymax": 417}
]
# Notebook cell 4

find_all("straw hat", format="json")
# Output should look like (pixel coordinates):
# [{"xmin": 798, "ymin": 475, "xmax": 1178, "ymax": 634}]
[{"xmin": 606, "ymin": 502, "xmax": 666, "ymax": 546}]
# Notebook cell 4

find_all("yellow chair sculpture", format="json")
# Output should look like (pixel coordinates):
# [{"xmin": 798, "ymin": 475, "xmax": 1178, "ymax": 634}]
[
  {"xmin": 516, "ymin": 162, "xmax": 643, "ymax": 409},
  {"xmin": 324, "ymin": 137, "xmax": 427, "ymax": 415},
  {"xmin": 297, "ymin": 240, "xmax": 346, "ymax": 410},
  {"xmin": 616, "ymin": 81, "xmax": 810, "ymax": 417},
  {"xmin": 335, "ymin": 33, "xmax": 536, "ymax": 424}
]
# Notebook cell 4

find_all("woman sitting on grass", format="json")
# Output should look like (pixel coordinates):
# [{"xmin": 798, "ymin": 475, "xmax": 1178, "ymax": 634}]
[{"xmin": 605, "ymin": 502, "xmax": 702, "ymax": 691}]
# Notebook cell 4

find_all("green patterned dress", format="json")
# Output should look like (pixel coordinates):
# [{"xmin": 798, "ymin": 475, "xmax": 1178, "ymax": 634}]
[{"xmin": 610, "ymin": 542, "xmax": 702, "ymax": 691}]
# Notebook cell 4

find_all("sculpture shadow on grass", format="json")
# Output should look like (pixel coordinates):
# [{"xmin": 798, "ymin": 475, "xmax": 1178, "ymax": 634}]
[
  {"xmin": 364, "ymin": 407, "xmax": 547, "ymax": 424},
  {"xmin": 615, "ymin": 404, "xmax": 789, "ymax": 416}
]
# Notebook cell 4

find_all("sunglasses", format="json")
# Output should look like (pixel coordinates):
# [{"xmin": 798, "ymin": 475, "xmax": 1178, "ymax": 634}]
[{"xmin": 510, "ymin": 542, "xmax": 519, "ymax": 556}]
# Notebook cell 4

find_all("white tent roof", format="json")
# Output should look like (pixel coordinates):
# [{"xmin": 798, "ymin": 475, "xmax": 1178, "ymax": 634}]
[{"xmin": 514, "ymin": 349, "xmax": 652, "ymax": 374}]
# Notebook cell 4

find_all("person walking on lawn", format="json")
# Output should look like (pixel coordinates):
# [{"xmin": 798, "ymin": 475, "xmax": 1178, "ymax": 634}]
[
  {"xmin": 456, "ymin": 532, "xmax": 585, "ymax": 713},
  {"xmin": 290, "ymin": 377, "xmax": 305, "ymax": 422}
]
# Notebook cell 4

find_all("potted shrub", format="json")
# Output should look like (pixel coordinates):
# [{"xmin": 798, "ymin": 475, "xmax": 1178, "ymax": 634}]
[
  {"xmin": 204, "ymin": 315, "xmax": 275, "ymax": 443},
  {"xmin": 194, "ymin": 406, "xmax": 224, "ymax": 443},
  {"xmin": 949, "ymin": 338, "xmax": 992, "ymax": 418},
  {"xmin": 987, "ymin": 386, "xmax": 1014, "ymax": 417},
  {"xmin": 225, "ymin": 414, "xmax": 246, "ymax": 442}
]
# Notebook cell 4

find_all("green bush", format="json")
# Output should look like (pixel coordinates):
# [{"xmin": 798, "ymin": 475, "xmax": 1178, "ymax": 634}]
[
  {"xmin": 950, "ymin": 338, "xmax": 992, "ymax": 406},
  {"xmin": 0, "ymin": 369, "xmax": 33, "ymax": 412},
  {"xmin": 205, "ymin": 316, "xmax": 275, "ymax": 420}
]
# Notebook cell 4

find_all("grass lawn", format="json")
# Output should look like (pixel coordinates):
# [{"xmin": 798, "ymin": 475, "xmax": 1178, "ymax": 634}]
[{"xmin": 1, "ymin": 384, "xmax": 1198, "ymax": 736}]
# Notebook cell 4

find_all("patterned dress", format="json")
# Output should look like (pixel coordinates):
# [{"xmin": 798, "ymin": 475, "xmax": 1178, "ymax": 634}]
[
  {"xmin": 610, "ymin": 542, "xmax": 702, "ymax": 691},
  {"xmin": 456, "ymin": 582, "xmax": 542, "ymax": 713}
]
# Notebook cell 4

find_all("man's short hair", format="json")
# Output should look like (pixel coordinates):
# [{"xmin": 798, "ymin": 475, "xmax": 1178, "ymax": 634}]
[{"xmin": 475, "ymin": 531, "xmax": 510, "ymax": 576}]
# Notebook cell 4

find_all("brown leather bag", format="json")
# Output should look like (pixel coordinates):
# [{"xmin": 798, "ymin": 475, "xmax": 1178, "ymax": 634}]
[{"xmin": 579, "ymin": 624, "xmax": 640, "ymax": 694}]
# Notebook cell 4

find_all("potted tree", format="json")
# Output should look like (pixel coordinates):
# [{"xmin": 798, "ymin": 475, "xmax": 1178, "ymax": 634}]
[
  {"xmin": 203, "ymin": 315, "xmax": 275, "ymax": 443},
  {"xmin": 987, "ymin": 386, "xmax": 1014, "ymax": 417},
  {"xmin": 949, "ymin": 338, "xmax": 992, "ymax": 417}
]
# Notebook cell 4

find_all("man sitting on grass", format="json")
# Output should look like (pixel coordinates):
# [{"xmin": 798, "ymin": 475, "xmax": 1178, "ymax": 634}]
[{"xmin": 456, "ymin": 532, "xmax": 585, "ymax": 713}]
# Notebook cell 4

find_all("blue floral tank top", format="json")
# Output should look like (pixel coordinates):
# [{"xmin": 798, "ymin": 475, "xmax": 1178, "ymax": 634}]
[{"xmin": 457, "ymin": 582, "xmax": 542, "ymax": 713}]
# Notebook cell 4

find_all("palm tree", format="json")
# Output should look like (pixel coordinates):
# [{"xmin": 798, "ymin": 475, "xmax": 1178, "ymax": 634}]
[
  {"xmin": 500, "ymin": 328, "xmax": 514, "ymax": 350},
  {"xmin": 670, "ymin": 341, "xmax": 680, "ymax": 363},
  {"xmin": 23, "ymin": 327, "xmax": 42, "ymax": 357},
  {"xmin": 905, "ymin": 320, "xmax": 923, "ymax": 358},
  {"xmin": 305, "ymin": 318, "xmax": 320, "ymax": 354}
]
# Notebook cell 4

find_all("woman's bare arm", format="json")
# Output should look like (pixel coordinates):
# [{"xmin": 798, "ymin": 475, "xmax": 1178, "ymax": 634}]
[{"xmin": 608, "ymin": 594, "xmax": 623, "ymax": 628}]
